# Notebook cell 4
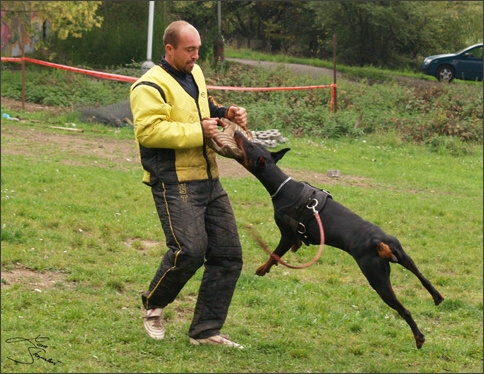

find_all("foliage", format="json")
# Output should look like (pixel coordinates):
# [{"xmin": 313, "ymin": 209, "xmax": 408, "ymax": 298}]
[
  {"xmin": 221, "ymin": 1, "xmax": 313, "ymax": 53},
  {"xmin": 426, "ymin": 135, "xmax": 471, "ymax": 157},
  {"xmin": 393, "ymin": 85, "xmax": 483, "ymax": 143},
  {"xmin": 37, "ymin": 1, "xmax": 103, "ymax": 39},
  {"xmin": 16, "ymin": 1, "xmax": 482, "ymax": 71},
  {"xmin": 49, "ymin": 1, "xmax": 167, "ymax": 67},
  {"xmin": 307, "ymin": 1, "xmax": 483, "ymax": 68},
  {"xmin": 0, "ymin": 1, "xmax": 102, "ymax": 47},
  {"xmin": 49, "ymin": 1, "xmax": 216, "ymax": 67},
  {"xmin": 1, "ymin": 54, "xmax": 482, "ymax": 144},
  {"xmin": 205, "ymin": 60, "xmax": 482, "ymax": 144},
  {"xmin": 1, "ymin": 65, "xmax": 129, "ymax": 108}
]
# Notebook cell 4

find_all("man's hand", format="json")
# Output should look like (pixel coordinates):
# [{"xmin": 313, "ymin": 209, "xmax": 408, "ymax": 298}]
[
  {"xmin": 225, "ymin": 105, "xmax": 248, "ymax": 130},
  {"xmin": 201, "ymin": 118, "xmax": 220, "ymax": 139},
  {"xmin": 206, "ymin": 118, "xmax": 253, "ymax": 159}
]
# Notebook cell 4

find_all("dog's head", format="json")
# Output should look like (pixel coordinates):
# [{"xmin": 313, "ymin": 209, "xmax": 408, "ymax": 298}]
[{"xmin": 234, "ymin": 130, "xmax": 290, "ymax": 175}]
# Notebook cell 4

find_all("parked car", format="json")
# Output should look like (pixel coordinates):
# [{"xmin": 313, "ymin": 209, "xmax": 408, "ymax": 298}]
[{"xmin": 421, "ymin": 43, "xmax": 483, "ymax": 82}]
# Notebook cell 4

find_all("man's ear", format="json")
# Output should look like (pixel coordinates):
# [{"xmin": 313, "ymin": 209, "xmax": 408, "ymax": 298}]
[
  {"xmin": 271, "ymin": 148, "xmax": 290, "ymax": 164},
  {"xmin": 165, "ymin": 44, "xmax": 174, "ymax": 54}
]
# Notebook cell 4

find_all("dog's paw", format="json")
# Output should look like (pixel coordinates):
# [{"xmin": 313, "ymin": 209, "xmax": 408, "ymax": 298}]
[
  {"xmin": 255, "ymin": 265, "xmax": 270, "ymax": 276},
  {"xmin": 256, "ymin": 258, "xmax": 278, "ymax": 276}
]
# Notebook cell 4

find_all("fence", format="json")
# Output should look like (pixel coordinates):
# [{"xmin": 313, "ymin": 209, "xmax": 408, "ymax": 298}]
[{"xmin": 1, "ymin": 56, "xmax": 337, "ymax": 112}]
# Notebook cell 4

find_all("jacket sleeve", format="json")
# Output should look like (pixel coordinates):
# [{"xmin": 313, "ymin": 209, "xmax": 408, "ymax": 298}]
[
  {"xmin": 130, "ymin": 83, "xmax": 204, "ymax": 149},
  {"xmin": 208, "ymin": 95, "xmax": 227, "ymax": 118}
]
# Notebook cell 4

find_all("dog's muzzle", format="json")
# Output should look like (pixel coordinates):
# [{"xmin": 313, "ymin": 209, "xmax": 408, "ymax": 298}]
[{"xmin": 208, "ymin": 118, "xmax": 254, "ymax": 159}]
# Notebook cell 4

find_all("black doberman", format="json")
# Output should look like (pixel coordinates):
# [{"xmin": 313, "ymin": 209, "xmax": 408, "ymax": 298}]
[{"xmin": 233, "ymin": 132, "xmax": 444, "ymax": 349}]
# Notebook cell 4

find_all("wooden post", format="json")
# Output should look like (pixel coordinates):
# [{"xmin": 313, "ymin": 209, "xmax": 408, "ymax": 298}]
[
  {"xmin": 21, "ymin": 23, "xmax": 26, "ymax": 110},
  {"xmin": 332, "ymin": 34, "xmax": 337, "ymax": 113}
]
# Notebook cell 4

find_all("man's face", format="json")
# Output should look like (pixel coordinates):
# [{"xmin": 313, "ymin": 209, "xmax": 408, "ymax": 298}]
[{"xmin": 166, "ymin": 27, "xmax": 201, "ymax": 74}]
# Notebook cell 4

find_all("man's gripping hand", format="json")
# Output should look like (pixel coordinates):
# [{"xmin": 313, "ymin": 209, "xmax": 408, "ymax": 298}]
[{"xmin": 225, "ymin": 105, "xmax": 248, "ymax": 130}]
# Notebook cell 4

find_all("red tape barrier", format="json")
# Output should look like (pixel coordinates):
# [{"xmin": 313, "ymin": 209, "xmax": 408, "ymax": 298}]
[
  {"xmin": 2, "ymin": 57, "xmax": 137, "ymax": 83},
  {"xmin": 1, "ymin": 56, "xmax": 336, "ymax": 108}
]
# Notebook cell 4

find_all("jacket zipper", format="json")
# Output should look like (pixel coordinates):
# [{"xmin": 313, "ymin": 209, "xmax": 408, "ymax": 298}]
[{"xmin": 195, "ymin": 100, "xmax": 213, "ymax": 180}]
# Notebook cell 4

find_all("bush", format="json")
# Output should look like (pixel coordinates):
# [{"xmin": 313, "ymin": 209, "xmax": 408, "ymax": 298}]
[
  {"xmin": 427, "ymin": 135, "xmax": 471, "ymax": 156},
  {"xmin": 1, "ymin": 59, "xmax": 482, "ymax": 145}
]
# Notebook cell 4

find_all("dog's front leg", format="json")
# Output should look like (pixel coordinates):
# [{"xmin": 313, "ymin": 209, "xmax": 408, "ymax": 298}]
[
  {"xmin": 255, "ymin": 234, "xmax": 295, "ymax": 276},
  {"xmin": 255, "ymin": 257, "xmax": 278, "ymax": 276}
]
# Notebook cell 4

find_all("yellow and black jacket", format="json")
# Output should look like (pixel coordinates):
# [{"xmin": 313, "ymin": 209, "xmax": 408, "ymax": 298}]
[{"xmin": 130, "ymin": 63, "xmax": 220, "ymax": 185}]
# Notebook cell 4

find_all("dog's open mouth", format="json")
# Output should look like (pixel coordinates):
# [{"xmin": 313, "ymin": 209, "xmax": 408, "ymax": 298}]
[
  {"xmin": 233, "ymin": 131, "xmax": 244, "ymax": 150},
  {"xmin": 233, "ymin": 131, "xmax": 250, "ymax": 165}
]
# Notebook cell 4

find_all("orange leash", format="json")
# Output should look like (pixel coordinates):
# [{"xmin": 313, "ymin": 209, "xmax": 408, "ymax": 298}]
[{"xmin": 246, "ymin": 207, "xmax": 325, "ymax": 269}]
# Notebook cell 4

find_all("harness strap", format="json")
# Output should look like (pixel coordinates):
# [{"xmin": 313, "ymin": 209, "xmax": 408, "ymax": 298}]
[{"xmin": 274, "ymin": 182, "xmax": 332, "ymax": 245}]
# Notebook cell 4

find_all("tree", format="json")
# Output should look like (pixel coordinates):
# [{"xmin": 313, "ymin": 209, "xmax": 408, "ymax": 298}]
[
  {"xmin": 1, "ymin": 1, "xmax": 102, "ymax": 107},
  {"xmin": 307, "ymin": 1, "xmax": 483, "ymax": 69},
  {"xmin": 16, "ymin": 1, "xmax": 481, "ymax": 71},
  {"xmin": 50, "ymin": 1, "xmax": 168, "ymax": 67},
  {"xmin": 1, "ymin": 1, "xmax": 103, "ymax": 45},
  {"xmin": 222, "ymin": 1, "xmax": 307, "ymax": 51},
  {"xmin": 165, "ymin": 1, "xmax": 221, "ymax": 60}
]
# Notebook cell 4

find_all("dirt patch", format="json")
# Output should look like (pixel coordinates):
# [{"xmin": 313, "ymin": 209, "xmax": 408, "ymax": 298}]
[
  {"xmin": 1, "ymin": 267, "xmax": 70, "ymax": 290},
  {"xmin": 1, "ymin": 122, "xmax": 141, "ymax": 172},
  {"xmin": 0, "ymin": 122, "xmax": 363, "ymax": 183},
  {"xmin": 1, "ymin": 97, "xmax": 62, "ymax": 113},
  {"xmin": 1, "ymin": 97, "xmax": 369, "ymax": 185},
  {"xmin": 124, "ymin": 238, "xmax": 161, "ymax": 252}
]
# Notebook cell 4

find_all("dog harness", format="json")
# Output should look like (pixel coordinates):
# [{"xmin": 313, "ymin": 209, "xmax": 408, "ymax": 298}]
[{"xmin": 273, "ymin": 182, "xmax": 332, "ymax": 245}]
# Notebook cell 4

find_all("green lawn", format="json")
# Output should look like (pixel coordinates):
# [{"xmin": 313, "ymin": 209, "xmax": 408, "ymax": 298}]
[{"xmin": 1, "ymin": 113, "xmax": 482, "ymax": 372}]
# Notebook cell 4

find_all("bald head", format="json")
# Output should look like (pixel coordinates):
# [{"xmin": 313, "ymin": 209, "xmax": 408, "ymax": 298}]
[
  {"xmin": 163, "ymin": 20, "xmax": 201, "ymax": 74},
  {"xmin": 163, "ymin": 20, "xmax": 199, "ymax": 48}
]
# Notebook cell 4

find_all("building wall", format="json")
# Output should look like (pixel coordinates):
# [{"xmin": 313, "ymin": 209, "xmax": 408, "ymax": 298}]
[{"xmin": 1, "ymin": 10, "xmax": 46, "ymax": 57}]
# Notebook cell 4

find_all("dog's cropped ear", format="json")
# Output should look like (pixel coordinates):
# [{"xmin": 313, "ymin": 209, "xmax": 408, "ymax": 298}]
[
  {"xmin": 271, "ymin": 148, "xmax": 290, "ymax": 164},
  {"xmin": 256, "ymin": 156, "xmax": 267, "ymax": 170}
]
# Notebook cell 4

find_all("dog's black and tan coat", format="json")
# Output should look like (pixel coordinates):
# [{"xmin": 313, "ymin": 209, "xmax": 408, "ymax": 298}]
[{"xmin": 233, "ymin": 132, "xmax": 444, "ymax": 349}]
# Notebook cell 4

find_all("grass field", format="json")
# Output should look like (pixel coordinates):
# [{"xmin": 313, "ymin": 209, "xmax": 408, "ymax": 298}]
[{"xmin": 1, "ymin": 99, "xmax": 482, "ymax": 372}]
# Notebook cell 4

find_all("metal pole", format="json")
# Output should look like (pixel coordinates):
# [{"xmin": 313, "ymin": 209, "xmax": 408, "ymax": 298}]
[
  {"xmin": 217, "ymin": 1, "xmax": 221, "ymax": 35},
  {"xmin": 147, "ymin": 1, "xmax": 154, "ymax": 61},
  {"xmin": 141, "ymin": 1, "xmax": 155, "ymax": 75}
]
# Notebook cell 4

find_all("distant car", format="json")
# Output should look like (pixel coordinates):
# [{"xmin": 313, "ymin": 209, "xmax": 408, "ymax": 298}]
[{"xmin": 421, "ymin": 43, "xmax": 483, "ymax": 82}]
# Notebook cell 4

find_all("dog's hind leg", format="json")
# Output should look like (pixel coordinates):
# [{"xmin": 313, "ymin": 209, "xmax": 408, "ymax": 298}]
[
  {"xmin": 386, "ymin": 240, "xmax": 444, "ymax": 306},
  {"xmin": 357, "ymin": 255, "xmax": 426, "ymax": 349}
]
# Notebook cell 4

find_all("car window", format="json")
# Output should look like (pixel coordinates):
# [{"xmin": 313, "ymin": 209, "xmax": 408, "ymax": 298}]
[{"xmin": 467, "ymin": 46, "xmax": 483, "ymax": 59}]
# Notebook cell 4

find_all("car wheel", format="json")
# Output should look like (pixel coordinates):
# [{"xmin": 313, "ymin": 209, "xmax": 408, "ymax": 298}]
[{"xmin": 436, "ymin": 65, "xmax": 455, "ymax": 83}]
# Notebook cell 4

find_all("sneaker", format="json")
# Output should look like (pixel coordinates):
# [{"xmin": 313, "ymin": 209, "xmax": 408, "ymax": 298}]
[
  {"xmin": 143, "ymin": 308, "xmax": 165, "ymax": 340},
  {"xmin": 189, "ymin": 334, "xmax": 244, "ymax": 349}
]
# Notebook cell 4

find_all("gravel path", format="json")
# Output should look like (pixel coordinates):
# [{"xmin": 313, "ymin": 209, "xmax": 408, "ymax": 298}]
[
  {"xmin": 226, "ymin": 58, "xmax": 438, "ymax": 88},
  {"xmin": 226, "ymin": 58, "xmax": 341, "ymax": 80}
]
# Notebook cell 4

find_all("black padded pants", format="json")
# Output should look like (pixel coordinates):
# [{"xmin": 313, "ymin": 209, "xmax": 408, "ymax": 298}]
[{"xmin": 141, "ymin": 178, "xmax": 243, "ymax": 339}]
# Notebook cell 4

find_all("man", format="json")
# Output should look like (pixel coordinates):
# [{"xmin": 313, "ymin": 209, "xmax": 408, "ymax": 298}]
[{"xmin": 129, "ymin": 20, "xmax": 247, "ymax": 349}]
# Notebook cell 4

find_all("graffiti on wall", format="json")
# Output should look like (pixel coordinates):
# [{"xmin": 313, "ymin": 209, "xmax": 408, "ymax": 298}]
[{"xmin": 1, "ymin": 10, "xmax": 46, "ymax": 57}]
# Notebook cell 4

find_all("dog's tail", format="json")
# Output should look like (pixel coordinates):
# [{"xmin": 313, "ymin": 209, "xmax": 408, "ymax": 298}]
[{"xmin": 376, "ymin": 242, "xmax": 398, "ymax": 262}]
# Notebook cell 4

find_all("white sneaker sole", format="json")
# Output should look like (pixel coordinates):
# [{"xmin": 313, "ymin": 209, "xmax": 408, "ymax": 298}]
[
  {"xmin": 143, "ymin": 308, "xmax": 165, "ymax": 340},
  {"xmin": 189, "ymin": 335, "xmax": 244, "ymax": 349}
]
